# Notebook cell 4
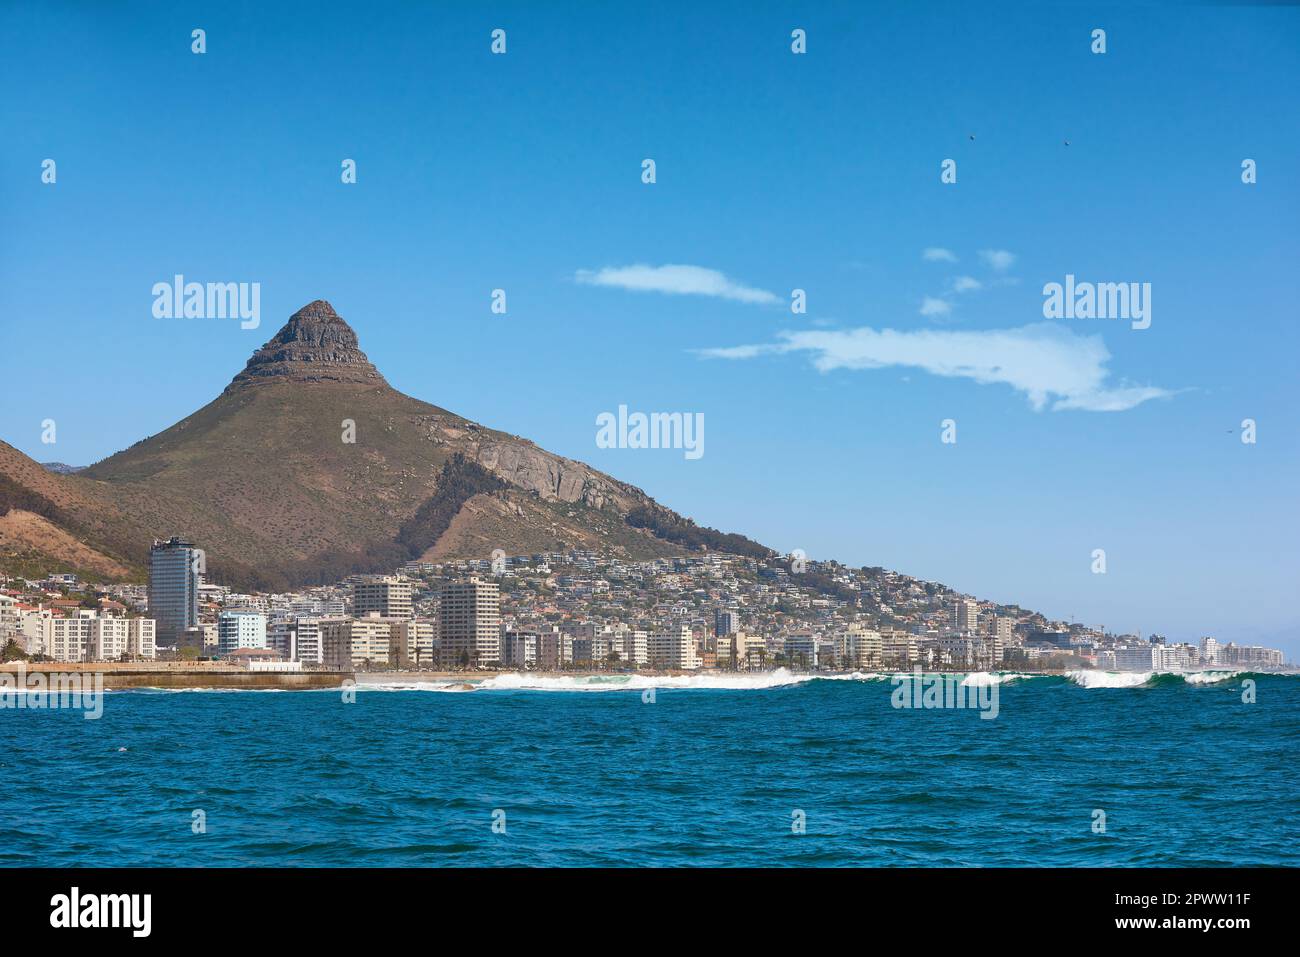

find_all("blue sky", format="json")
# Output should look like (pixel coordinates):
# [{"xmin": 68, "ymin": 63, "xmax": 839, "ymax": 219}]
[{"xmin": 2, "ymin": 1, "xmax": 1297, "ymax": 654}]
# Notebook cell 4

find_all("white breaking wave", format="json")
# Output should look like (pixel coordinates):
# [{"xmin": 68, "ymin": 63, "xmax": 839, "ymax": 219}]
[
  {"xmin": 817, "ymin": 671, "xmax": 888, "ymax": 682},
  {"xmin": 352, "ymin": 668, "xmax": 890, "ymax": 693},
  {"xmin": 478, "ymin": 668, "xmax": 822, "ymax": 692},
  {"xmin": 959, "ymin": 671, "xmax": 1039, "ymax": 687},
  {"xmin": 1182, "ymin": 670, "xmax": 1243, "ymax": 685},
  {"xmin": 887, "ymin": 671, "xmax": 1042, "ymax": 686},
  {"xmin": 1068, "ymin": 669, "xmax": 1251, "ymax": 689},
  {"xmin": 1067, "ymin": 670, "xmax": 1153, "ymax": 689},
  {"xmin": 354, "ymin": 680, "xmax": 478, "ymax": 693}
]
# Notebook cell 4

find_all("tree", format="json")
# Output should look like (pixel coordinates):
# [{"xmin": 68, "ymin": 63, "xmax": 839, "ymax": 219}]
[{"xmin": 2, "ymin": 639, "xmax": 29, "ymax": 662}]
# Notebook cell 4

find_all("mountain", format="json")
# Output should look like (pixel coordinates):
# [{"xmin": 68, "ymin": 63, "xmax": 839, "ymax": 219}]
[{"xmin": 0, "ymin": 301, "xmax": 771, "ymax": 588}]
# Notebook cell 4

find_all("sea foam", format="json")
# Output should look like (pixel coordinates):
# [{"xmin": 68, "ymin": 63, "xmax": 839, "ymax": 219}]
[{"xmin": 1066, "ymin": 670, "xmax": 1153, "ymax": 689}]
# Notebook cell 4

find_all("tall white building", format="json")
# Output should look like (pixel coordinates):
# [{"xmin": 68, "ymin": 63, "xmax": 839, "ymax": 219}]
[
  {"xmin": 1114, "ymin": 645, "xmax": 1158, "ymax": 671},
  {"xmin": 1199, "ymin": 637, "xmax": 1221, "ymax": 665},
  {"xmin": 46, "ymin": 613, "xmax": 94, "ymax": 662},
  {"xmin": 619, "ymin": 629, "xmax": 649, "ymax": 667},
  {"xmin": 218, "ymin": 611, "xmax": 268, "ymax": 656},
  {"xmin": 291, "ymin": 617, "xmax": 327, "ymax": 664},
  {"xmin": 954, "ymin": 599, "xmax": 979, "ymax": 635},
  {"xmin": 648, "ymin": 625, "xmax": 699, "ymax": 670},
  {"xmin": 841, "ymin": 625, "xmax": 883, "ymax": 669},
  {"xmin": 30, "ymin": 612, "xmax": 156, "ymax": 662}
]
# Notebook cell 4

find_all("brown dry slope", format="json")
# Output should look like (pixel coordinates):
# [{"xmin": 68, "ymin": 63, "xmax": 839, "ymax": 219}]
[{"xmin": 0, "ymin": 300, "xmax": 770, "ymax": 588}]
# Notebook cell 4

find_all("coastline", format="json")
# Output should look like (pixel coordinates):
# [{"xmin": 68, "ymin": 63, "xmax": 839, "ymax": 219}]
[{"xmin": 4, "ymin": 663, "xmax": 1290, "ymax": 692}]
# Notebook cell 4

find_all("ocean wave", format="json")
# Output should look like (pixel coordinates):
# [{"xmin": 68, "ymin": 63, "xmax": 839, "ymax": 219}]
[
  {"xmin": 1067, "ymin": 670, "xmax": 1154, "ymax": 688},
  {"xmin": 479, "ymin": 668, "xmax": 824, "ymax": 692},
  {"xmin": 352, "ymin": 668, "xmax": 890, "ymax": 693},
  {"xmin": 1182, "ymin": 670, "xmax": 1244, "ymax": 685},
  {"xmin": 958, "ymin": 672, "xmax": 1040, "ymax": 687},
  {"xmin": 1065, "ymin": 669, "xmax": 1273, "ymax": 689},
  {"xmin": 44, "ymin": 668, "xmax": 1285, "ymax": 696}
]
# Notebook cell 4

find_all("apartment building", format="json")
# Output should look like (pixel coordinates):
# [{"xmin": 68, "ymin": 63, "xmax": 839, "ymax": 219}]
[
  {"xmin": 30, "ymin": 612, "xmax": 156, "ymax": 662},
  {"xmin": 148, "ymin": 537, "xmax": 201, "ymax": 648},
  {"xmin": 648, "ymin": 624, "xmax": 700, "ymax": 670},
  {"xmin": 353, "ymin": 576, "xmax": 413, "ymax": 620},
  {"xmin": 217, "ymin": 611, "xmax": 268, "ymax": 656},
  {"xmin": 390, "ymin": 618, "xmax": 437, "ymax": 667},
  {"xmin": 439, "ymin": 579, "xmax": 500, "ymax": 668},
  {"xmin": 320, "ymin": 616, "xmax": 393, "ymax": 669}
]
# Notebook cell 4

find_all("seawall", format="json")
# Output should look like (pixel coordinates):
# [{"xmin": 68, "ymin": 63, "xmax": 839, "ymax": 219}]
[{"xmin": 1, "ymin": 662, "xmax": 352, "ymax": 690}]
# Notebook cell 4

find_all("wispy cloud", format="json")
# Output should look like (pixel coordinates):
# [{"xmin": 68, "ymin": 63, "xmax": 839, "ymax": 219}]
[
  {"xmin": 574, "ymin": 263, "xmax": 778, "ymax": 305},
  {"xmin": 922, "ymin": 247, "xmax": 958, "ymax": 263},
  {"xmin": 950, "ymin": 276, "xmax": 983, "ymax": 293},
  {"xmin": 979, "ymin": 249, "xmax": 1016, "ymax": 272},
  {"xmin": 920, "ymin": 296, "xmax": 952, "ymax": 317},
  {"xmin": 697, "ymin": 322, "xmax": 1177, "ymax": 412}
]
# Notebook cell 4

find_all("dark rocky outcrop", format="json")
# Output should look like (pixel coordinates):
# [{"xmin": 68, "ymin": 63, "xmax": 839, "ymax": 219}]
[{"xmin": 227, "ymin": 299, "xmax": 386, "ymax": 389}]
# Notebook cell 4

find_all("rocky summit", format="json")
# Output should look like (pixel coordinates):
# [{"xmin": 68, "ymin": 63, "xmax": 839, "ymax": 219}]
[{"xmin": 228, "ymin": 299, "xmax": 386, "ymax": 389}]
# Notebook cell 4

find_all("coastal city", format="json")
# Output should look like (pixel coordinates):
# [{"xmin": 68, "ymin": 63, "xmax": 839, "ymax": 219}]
[{"xmin": 0, "ymin": 536, "xmax": 1288, "ymax": 674}]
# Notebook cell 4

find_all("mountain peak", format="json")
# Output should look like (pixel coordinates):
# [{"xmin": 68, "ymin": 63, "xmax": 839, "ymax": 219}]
[{"xmin": 228, "ymin": 300, "xmax": 386, "ymax": 389}]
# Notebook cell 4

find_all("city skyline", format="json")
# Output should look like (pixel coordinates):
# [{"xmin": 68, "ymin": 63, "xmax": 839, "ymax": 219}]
[{"xmin": 6, "ymin": 547, "xmax": 1287, "ymax": 673}]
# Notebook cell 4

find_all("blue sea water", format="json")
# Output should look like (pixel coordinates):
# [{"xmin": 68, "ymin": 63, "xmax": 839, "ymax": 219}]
[{"xmin": 1, "ymin": 670, "xmax": 1297, "ymax": 867}]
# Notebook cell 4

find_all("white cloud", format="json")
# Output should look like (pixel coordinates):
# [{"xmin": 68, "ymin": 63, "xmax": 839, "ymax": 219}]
[
  {"xmin": 574, "ymin": 263, "xmax": 778, "ymax": 305},
  {"xmin": 696, "ymin": 322, "xmax": 1177, "ymax": 412},
  {"xmin": 919, "ymin": 296, "xmax": 952, "ymax": 317},
  {"xmin": 979, "ymin": 249, "xmax": 1017, "ymax": 272},
  {"xmin": 922, "ymin": 247, "xmax": 958, "ymax": 263},
  {"xmin": 950, "ymin": 276, "xmax": 983, "ymax": 293}
]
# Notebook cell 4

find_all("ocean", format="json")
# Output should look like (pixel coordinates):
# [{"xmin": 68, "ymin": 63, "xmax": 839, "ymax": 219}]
[{"xmin": 2, "ymin": 670, "xmax": 1296, "ymax": 867}]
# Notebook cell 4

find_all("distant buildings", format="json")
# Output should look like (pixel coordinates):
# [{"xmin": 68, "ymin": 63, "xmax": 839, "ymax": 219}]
[
  {"xmin": 6, "ymin": 546, "xmax": 1291, "ymax": 674},
  {"xmin": 149, "ymin": 537, "xmax": 201, "ymax": 649}
]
